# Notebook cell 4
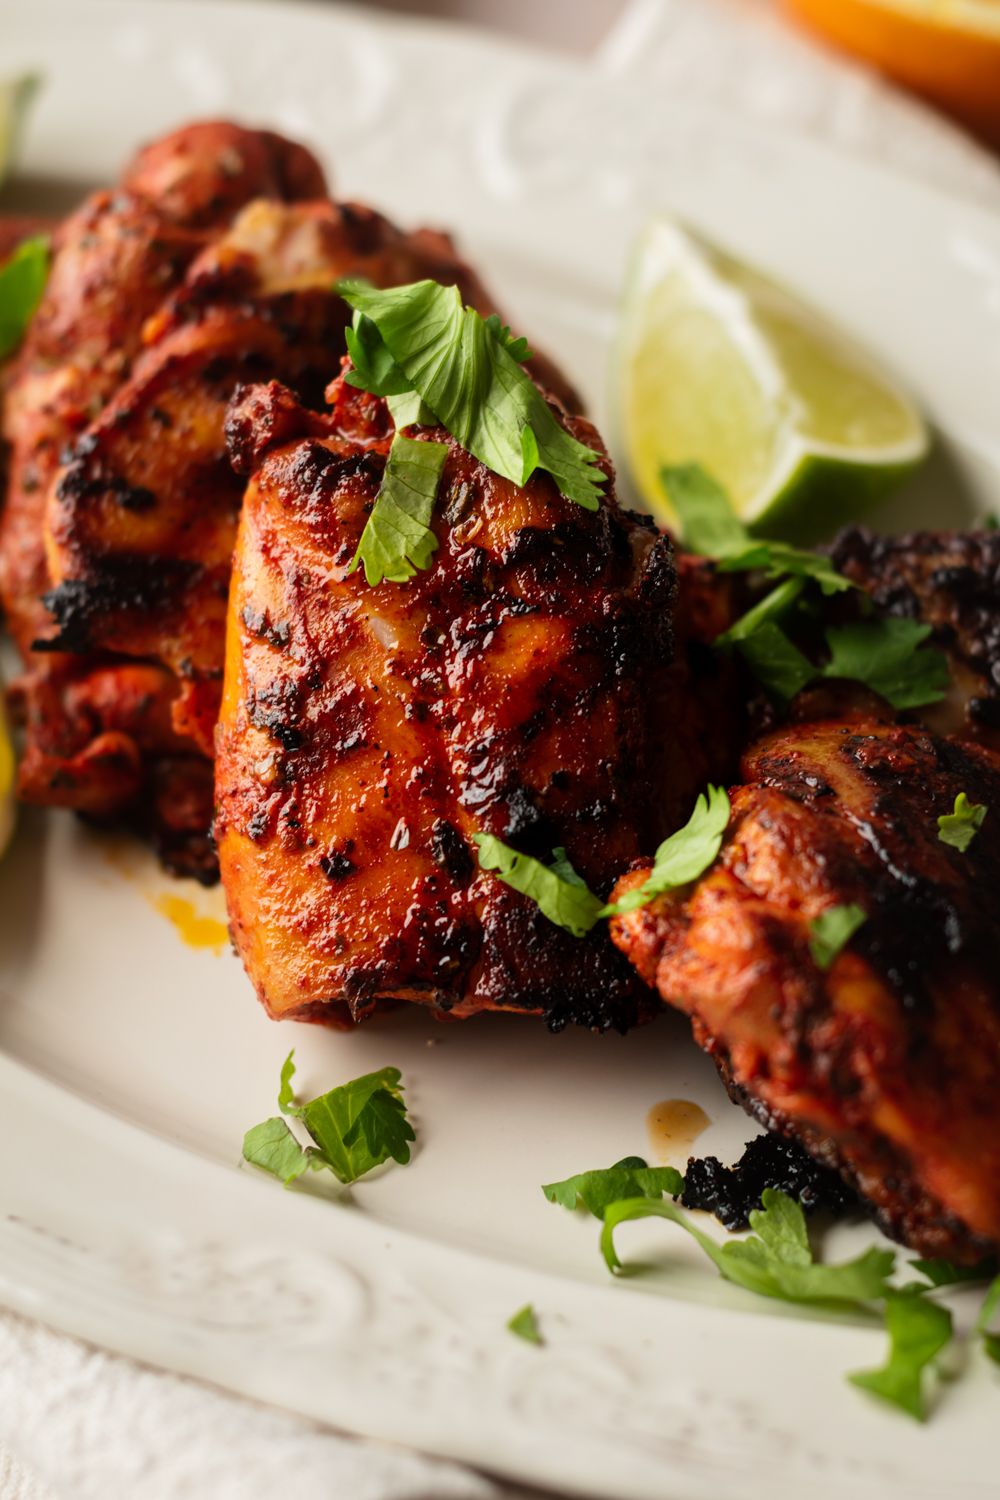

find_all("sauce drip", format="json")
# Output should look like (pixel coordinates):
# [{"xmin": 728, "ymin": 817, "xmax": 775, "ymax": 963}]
[
  {"xmin": 646, "ymin": 1098, "xmax": 710, "ymax": 1164},
  {"xmin": 153, "ymin": 894, "xmax": 229, "ymax": 955}
]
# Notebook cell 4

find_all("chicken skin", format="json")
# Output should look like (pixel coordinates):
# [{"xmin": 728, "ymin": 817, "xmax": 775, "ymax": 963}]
[{"xmin": 214, "ymin": 374, "xmax": 675, "ymax": 1030}]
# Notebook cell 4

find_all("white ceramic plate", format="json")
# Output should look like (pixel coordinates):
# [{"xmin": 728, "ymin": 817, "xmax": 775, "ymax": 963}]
[{"xmin": 2, "ymin": 3, "xmax": 1000, "ymax": 1497}]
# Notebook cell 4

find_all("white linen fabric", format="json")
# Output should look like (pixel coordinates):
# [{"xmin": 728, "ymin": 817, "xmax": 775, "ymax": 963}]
[{"xmin": 2, "ymin": 2, "xmax": 998, "ymax": 1497}]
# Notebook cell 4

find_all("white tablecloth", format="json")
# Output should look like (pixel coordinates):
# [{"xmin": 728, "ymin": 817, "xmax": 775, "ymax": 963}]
[{"xmin": 3, "ymin": 2, "xmax": 999, "ymax": 1497}]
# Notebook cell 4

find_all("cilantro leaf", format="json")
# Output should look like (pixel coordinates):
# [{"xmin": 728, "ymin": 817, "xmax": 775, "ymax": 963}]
[
  {"xmin": 602, "ymin": 786, "xmax": 730, "ymax": 916},
  {"xmin": 730, "ymin": 612, "xmax": 950, "ymax": 709},
  {"xmin": 0, "ymin": 235, "xmax": 48, "ymax": 360},
  {"xmin": 822, "ymin": 618, "xmax": 949, "ymax": 709},
  {"xmin": 241, "ymin": 1116, "xmax": 313, "ymax": 1186},
  {"xmin": 663, "ymin": 463, "xmax": 749, "ymax": 557},
  {"xmin": 663, "ymin": 463, "xmax": 849, "ymax": 596},
  {"xmin": 343, "ymin": 309, "xmax": 411, "ymax": 396},
  {"xmin": 472, "ymin": 834, "xmax": 603, "ymax": 937},
  {"xmin": 338, "ymin": 278, "xmax": 606, "ymax": 510},
  {"xmin": 601, "ymin": 1187, "xmax": 895, "ymax": 1303},
  {"xmin": 937, "ymin": 792, "xmax": 988, "ymax": 853},
  {"xmin": 808, "ymin": 903, "xmax": 867, "ymax": 971},
  {"xmin": 909, "ymin": 1258, "xmax": 994, "ymax": 1289},
  {"xmin": 244, "ymin": 1051, "xmax": 414, "ymax": 1187},
  {"xmin": 507, "ymin": 1303, "xmax": 543, "ymax": 1345},
  {"xmin": 484, "ymin": 313, "xmax": 532, "ymax": 363},
  {"xmin": 543, "ymin": 1156, "xmax": 685, "ymax": 1219},
  {"xmin": 733, "ymin": 618, "xmax": 817, "ymax": 702},
  {"xmin": 976, "ymin": 1276, "xmax": 1000, "ymax": 1365},
  {"xmin": 849, "ymin": 1289, "xmax": 953, "ymax": 1420},
  {"xmin": 348, "ymin": 432, "xmax": 448, "ymax": 586}
]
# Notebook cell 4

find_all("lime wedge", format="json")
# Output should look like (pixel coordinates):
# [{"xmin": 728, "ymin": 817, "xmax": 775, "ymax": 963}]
[
  {"xmin": 615, "ymin": 218, "xmax": 928, "ymax": 542},
  {"xmin": 0, "ymin": 688, "xmax": 16, "ymax": 858},
  {"xmin": 0, "ymin": 74, "xmax": 39, "ymax": 188}
]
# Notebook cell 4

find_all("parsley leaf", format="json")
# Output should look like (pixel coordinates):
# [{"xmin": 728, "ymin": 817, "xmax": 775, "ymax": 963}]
[
  {"xmin": 808, "ymin": 903, "xmax": 867, "ymax": 971},
  {"xmin": 601, "ymin": 1187, "xmax": 895, "ymax": 1304},
  {"xmin": 243, "ymin": 1051, "xmax": 414, "ymax": 1187},
  {"xmin": 343, "ymin": 308, "xmax": 411, "ymax": 396},
  {"xmin": 507, "ymin": 1303, "xmax": 543, "ymax": 1344},
  {"xmin": 602, "ymin": 786, "xmax": 730, "ymax": 916},
  {"xmin": 348, "ymin": 432, "xmax": 448, "ymax": 586},
  {"xmin": 822, "ymin": 618, "xmax": 949, "ymax": 709},
  {"xmin": 338, "ymin": 278, "xmax": 606, "ymax": 510},
  {"xmin": 543, "ymin": 1156, "xmax": 685, "ymax": 1219},
  {"xmin": 909, "ymin": 1258, "xmax": 994, "ymax": 1289},
  {"xmin": 663, "ymin": 463, "xmax": 849, "ymax": 595},
  {"xmin": 0, "ymin": 235, "xmax": 48, "ymax": 360},
  {"xmin": 849, "ymin": 1289, "xmax": 953, "ymax": 1420},
  {"xmin": 976, "ymin": 1276, "xmax": 1000, "ymax": 1365},
  {"xmin": 937, "ymin": 792, "xmax": 988, "ymax": 853},
  {"xmin": 472, "ymin": 834, "xmax": 603, "ymax": 937}
]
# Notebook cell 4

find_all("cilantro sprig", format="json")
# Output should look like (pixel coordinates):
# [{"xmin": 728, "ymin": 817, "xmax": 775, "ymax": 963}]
[
  {"xmin": 601, "ymin": 786, "xmax": 730, "ymax": 917},
  {"xmin": 849, "ymin": 1290, "xmax": 954, "ymax": 1421},
  {"xmin": 471, "ymin": 837, "xmax": 602, "ymax": 938},
  {"xmin": 808, "ymin": 902, "xmax": 867, "ymax": 971},
  {"xmin": 338, "ymin": 278, "xmax": 606, "ymax": 510},
  {"xmin": 349, "ymin": 433, "xmax": 448, "ymax": 586},
  {"xmin": 663, "ymin": 463, "xmax": 850, "ymax": 597},
  {"xmin": 543, "ymin": 1156, "xmax": 684, "ymax": 1219},
  {"xmin": 731, "ymin": 613, "xmax": 950, "ymax": 708},
  {"xmin": 242, "ymin": 1052, "xmax": 414, "ymax": 1187},
  {"xmin": 0, "ymin": 234, "xmax": 48, "ymax": 360},
  {"xmin": 937, "ymin": 792, "xmax": 988, "ymax": 853}
]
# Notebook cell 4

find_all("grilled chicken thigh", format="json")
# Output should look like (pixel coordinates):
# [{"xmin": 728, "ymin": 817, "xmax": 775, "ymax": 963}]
[
  {"xmin": 612, "ymin": 719, "xmax": 1000, "ymax": 1261},
  {"xmin": 215, "ymin": 374, "xmax": 674, "ymax": 1029},
  {"xmin": 611, "ymin": 527, "xmax": 1000, "ymax": 1260},
  {"xmin": 2, "ymin": 123, "xmax": 326, "ymax": 870}
]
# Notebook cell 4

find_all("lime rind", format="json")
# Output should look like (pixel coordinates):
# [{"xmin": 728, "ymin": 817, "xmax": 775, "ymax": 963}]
[{"xmin": 615, "ymin": 217, "xmax": 929, "ymax": 542}]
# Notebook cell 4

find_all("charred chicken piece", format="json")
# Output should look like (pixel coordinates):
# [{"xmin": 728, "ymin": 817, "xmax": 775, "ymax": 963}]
[
  {"xmin": 2, "ymin": 123, "xmax": 328, "ymax": 872},
  {"xmin": 611, "ymin": 720, "xmax": 1000, "ymax": 1263},
  {"xmin": 214, "ymin": 374, "xmax": 674, "ymax": 1030}
]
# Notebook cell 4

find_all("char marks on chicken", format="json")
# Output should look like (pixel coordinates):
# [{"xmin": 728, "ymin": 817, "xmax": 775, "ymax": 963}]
[{"xmin": 214, "ymin": 374, "xmax": 674, "ymax": 1030}]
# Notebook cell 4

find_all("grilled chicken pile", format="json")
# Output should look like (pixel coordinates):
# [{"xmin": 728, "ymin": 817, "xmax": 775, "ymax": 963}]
[{"xmin": 3, "ymin": 119, "xmax": 1000, "ymax": 1262}]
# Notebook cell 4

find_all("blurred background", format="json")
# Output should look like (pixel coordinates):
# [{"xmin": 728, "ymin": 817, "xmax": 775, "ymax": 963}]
[{"xmin": 365, "ymin": 0, "xmax": 1000, "ymax": 151}]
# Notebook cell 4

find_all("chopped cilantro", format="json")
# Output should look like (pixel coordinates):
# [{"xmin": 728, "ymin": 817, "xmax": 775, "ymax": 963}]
[
  {"xmin": 716, "ymin": 576, "xmax": 806, "ymax": 646},
  {"xmin": 338, "ymin": 278, "xmax": 606, "ymax": 510},
  {"xmin": 0, "ymin": 235, "xmax": 48, "ymax": 360},
  {"xmin": 242, "ymin": 1052, "xmax": 414, "ymax": 1187},
  {"xmin": 849, "ymin": 1289, "xmax": 953, "ymax": 1421},
  {"xmin": 663, "ymin": 463, "xmax": 849, "ymax": 595},
  {"xmin": 937, "ymin": 792, "xmax": 988, "ymax": 853},
  {"xmin": 348, "ymin": 432, "xmax": 448, "ymax": 586},
  {"xmin": 507, "ymin": 1303, "xmax": 544, "ymax": 1345},
  {"xmin": 602, "ymin": 786, "xmax": 730, "ymax": 917},
  {"xmin": 808, "ymin": 903, "xmax": 867, "ymax": 971},
  {"xmin": 733, "ymin": 618, "xmax": 817, "ymax": 702},
  {"xmin": 543, "ymin": 1156, "xmax": 684, "ymax": 1219},
  {"xmin": 472, "ymin": 835, "xmax": 603, "ymax": 937},
  {"xmin": 601, "ymin": 1187, "xmax": 895, "ymax": 1304}
]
